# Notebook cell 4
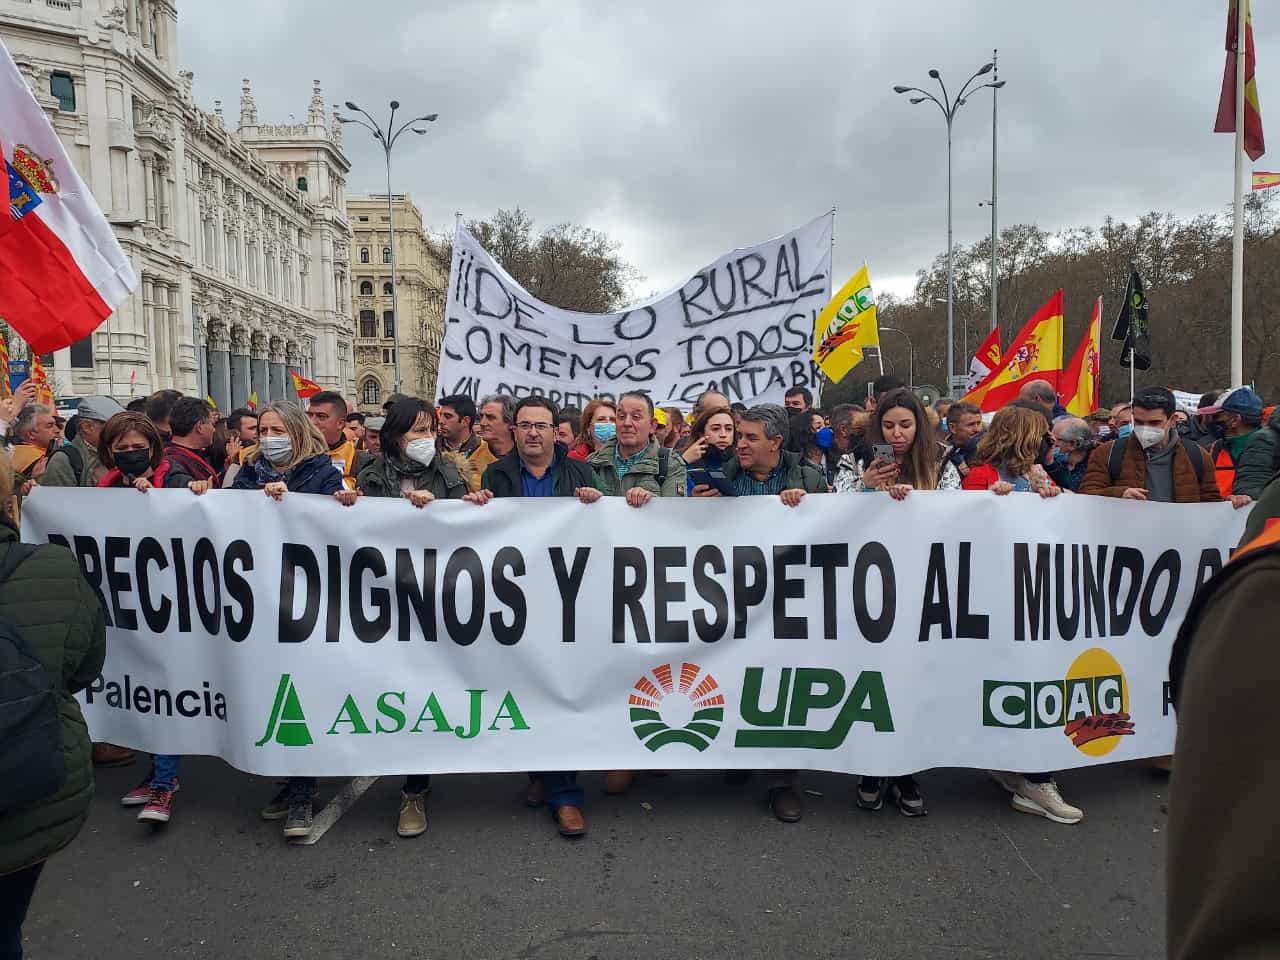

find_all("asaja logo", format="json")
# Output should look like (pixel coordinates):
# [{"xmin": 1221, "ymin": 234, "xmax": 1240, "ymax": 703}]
[
  {"xmin": 256, "ymin": 673, "xmax": 529, "ymax": 746},
  {"xmin": 628, "ymin": 662, "xmax": 723, "ymax": 751},
  {"xmin": 982, "ymin": 647, "xmax": 1135, "ymax": 757}
]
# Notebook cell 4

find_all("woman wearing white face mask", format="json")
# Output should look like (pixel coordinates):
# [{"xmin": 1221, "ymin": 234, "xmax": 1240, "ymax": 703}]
[
  {"xmin": 353, "ymin": 397, "xmax": 472, "ymax": 840},
  {"xmin": 231, "ymin": 401, "xmax": 346, "ymax": 502}
]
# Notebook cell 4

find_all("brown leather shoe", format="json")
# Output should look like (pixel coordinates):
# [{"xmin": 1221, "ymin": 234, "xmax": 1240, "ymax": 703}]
[
  {"xmin": 555, "ymin": 805, "xmax": 586, "ymax": 838},
  {"xmin": 769, "ymin": 786, "xmax": 803, "ymax": 823},
  {"xmin": 92, "ymin": 743, "xmax": 135, "ymax": 767},
  {"xmin": 604, "ymin": 770, "xmax": 635, "ymax": 795},
  {"xmin": 525, "ymin": 778, "xmax": 545, "ymax": 808}
]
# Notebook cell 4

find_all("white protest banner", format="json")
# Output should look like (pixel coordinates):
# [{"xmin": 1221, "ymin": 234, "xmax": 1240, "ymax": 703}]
[
  {"xmin": 23, "ymin": 489, "xmax": 1245, "ymax": 778},
  {"xmin": 438, "ymin": 214, "xmax": 833, "ymax": 409}
]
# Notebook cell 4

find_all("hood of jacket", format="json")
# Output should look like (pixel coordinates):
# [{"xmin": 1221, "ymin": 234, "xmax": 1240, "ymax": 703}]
[{"xmin": 587, "ymin": 436, "xmax": 662, "ymax": 474}]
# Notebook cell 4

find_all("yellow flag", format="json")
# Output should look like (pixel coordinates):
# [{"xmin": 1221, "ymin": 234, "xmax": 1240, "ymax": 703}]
[{"xmin": 812, "ymin": 264, "xmax": 879, "ymax": 383}]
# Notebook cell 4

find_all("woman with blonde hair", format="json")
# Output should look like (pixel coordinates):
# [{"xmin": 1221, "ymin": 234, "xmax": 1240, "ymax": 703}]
[
  {"xmin": 567, "ymin": 398, "xmax": 617, "ymax": 461},
  {"xmin": 231, "ymin": 401, "xmax": 349, "ymax": 502},
  {"xmin": 961, "ymin": 405, "xmax": 1061, "ymax": 497}
]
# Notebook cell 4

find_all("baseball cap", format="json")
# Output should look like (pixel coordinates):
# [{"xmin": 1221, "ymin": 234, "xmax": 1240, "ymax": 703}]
[
  {"xmin": 77, "ymin": 395, "xmax": 126, "ymax": 422},
  {"xmin": 1198, "ymin": 386, "xmax": 1263, "ymax": 417}
]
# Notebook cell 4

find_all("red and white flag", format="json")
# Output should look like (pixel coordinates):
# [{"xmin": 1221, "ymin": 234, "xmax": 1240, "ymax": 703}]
[{"xmin": 0, "ymin": 38, "xmax": 136, "ymax": 354}]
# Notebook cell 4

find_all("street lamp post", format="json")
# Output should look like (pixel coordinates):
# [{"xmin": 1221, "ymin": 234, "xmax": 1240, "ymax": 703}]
[
  {"xmin": 879, "ymin": 326, "xmax": 915, "ymax": 389},
  {"xmin": 335, "ymin": 101, "xmax": 438, "ymax": 396},
  {"xmin": 894, "ymin": 62, "xmax": 1003, "ymax": 397}
]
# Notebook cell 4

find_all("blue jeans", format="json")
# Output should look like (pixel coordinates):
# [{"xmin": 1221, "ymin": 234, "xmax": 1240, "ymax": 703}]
[
  {"xmin": 150, "ymin": 754, "xmax": 180, "ymax": 790},
  {"xmin": 532, "ymin": 772, "xmax": 583, "ymax": 810}
]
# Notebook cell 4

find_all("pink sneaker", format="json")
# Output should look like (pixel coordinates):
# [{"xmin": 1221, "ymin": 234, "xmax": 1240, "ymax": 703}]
[
  {"xmin": 137, "ymin": 786, "xmax": 176, "ymax": 823},
  {"xmin": 120, "ymin": 781, "xmax": 152, "ymax": 807}
]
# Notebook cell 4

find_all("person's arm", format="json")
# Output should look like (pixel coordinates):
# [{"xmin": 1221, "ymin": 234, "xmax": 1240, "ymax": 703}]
[
  {"xmin": 1077, "ymin": 442, "xmax": 1126, "ymax": 497},
  {"xmin": 1231, "ymin": 430, "xmax": 1273, "ymax": 499},
  {"xmin": 661, "ymin": 453, "xmax": 687, "ymax": 498},
  {"xmin": 67, "ymin": 567, "xmax": 107, "ymax": 694},
  {"xmin": 318, "ymin": 465, "xmax": 345, "ymax": 496},
  {"xmin": 38, "ymin": 450, "xmax": 75, "ymax": 488},
  {"xmin": 230, "ymin": 464, "xmax": 257, "ymax": 490}
]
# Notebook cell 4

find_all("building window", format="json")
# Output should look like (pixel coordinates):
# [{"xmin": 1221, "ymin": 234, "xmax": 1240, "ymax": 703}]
[
  {"xmin": 50, "ymin": 72, "xmax": 75, "ymax": 112},
  {"xmin": 383, "ymin": 311, "xmax": 395, "ymax": 338},
  {"xmin": 359, "ymin": 280, "xmax": 373, "ymax": 296},
  {"xmin": 358, "ymin": 216, "xmax": 369, "ymax": 223},
  {"xmin": 382, "ymin": 349, "xmax": 397, "ymax": 364},
  {"xmin": 382, "ymin": 247, "xmax": 391, "ymax": 264},
  {"xmin": 359, "ymin": 247, "xmax": 369, "ymax": 264},
  {"xmin": 361, "ymin": 378, "xmax": 380, "ymax": 405},
  {"xmin": 70, "ymin": 334, "xmax": 93, "ymax": 369},
  {"xmin": 359, "ymin": 310, "xmax": 376, "ymax": 339},
  {"xmin": 381, "ymin": 216, "xmax": 390, "ymax": 222},
  {"xmin": 382, "ymin": 282, "xmax": 393, "ymax": 296}
]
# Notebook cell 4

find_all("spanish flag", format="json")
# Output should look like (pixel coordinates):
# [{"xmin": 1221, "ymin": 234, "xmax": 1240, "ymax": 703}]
[
  {"xmin": 289, "ymin": 367, "xmax": 322, "ymax": 399},
  {"xmin": 31, "ymin": 354, "xmax": 52, "ymax": 406},
  {"xmin": 962, "ymin": 290, "xmax": 1064, "ymax": 412},
  {"xmin": 0, "ymin": 336, "xmax": 11, "ymax": 399},
  {"xmin": 1254, "ymin": 171, "xmax": 1280, "ymax": 190},
  {"xmin": 247, "ymin": 389, "xmax": 259, "ymax": 412},
  {"xmin": 1062, "ymin": 297, "xmax": 1102, "ymax": 416},
  {"xmin": 812, "ymin": 263, "xmax": 880, "ymax": 384},
  {"xmin": 1216, "ymin": 0, "xmax": 1265, "ymax": 161}
]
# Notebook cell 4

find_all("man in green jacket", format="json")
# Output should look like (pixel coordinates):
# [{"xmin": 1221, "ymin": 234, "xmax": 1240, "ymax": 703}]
[
  {"xmin": 0, "ymin": 468, "xmax": 107, "ymax": 957},
  {"xmin": 1232, "ymin": 404, "xmax": 1280, "ymax": 499},
  {"xmin": 691, "ymin": 403, "xmax": 826, "ymax": 823},
  {"xmin": 40, "ymin": 396, "xmax": 125, "ymax": 489},
  {"xmin": 587, "ymin": 391, "xmax": 687, "ymax": 504},
  {"xmin": 588, "ymin": 391, "xmax": 685, "ymax": 796}
]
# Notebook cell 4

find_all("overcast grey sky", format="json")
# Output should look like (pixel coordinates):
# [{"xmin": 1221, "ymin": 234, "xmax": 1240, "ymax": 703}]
[{"xmin": 181, "ymin": 1, "xmax": 1279, "ymax": 299}]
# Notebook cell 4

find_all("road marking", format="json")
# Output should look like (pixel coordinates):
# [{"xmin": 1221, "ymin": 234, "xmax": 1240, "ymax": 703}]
[{"xmin": 290, "ymin": 776, "xmax": 379, "ymax": 846}]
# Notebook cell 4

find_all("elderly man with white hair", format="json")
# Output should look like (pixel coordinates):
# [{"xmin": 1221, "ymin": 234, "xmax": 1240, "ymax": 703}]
[{"xmin": 1046, "ymin": 416, "xmax": 1098, "ymax": 492}]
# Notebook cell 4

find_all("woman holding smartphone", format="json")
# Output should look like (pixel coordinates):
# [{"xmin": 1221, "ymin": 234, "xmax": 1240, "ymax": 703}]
[
  {"xmin": 681, "ymin": 405, "xmax": 736, "ymax": 495},
  {"xmin": 833, "ymin": 389, "xmax": 960, "ymax": 498}
]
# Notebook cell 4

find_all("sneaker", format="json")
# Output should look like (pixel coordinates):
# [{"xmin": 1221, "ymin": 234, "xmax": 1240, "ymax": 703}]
[
  {"xmin": 283, "ymin": 801, "xmax": 313, "ymax": 839},
  {"xmin": 1012, "ymin": 779, "xmax": 1083, "ymax": 825},
  {"xmin": 988, "ymin": 770, "xmax": 1023, "ymax": 795},
  {"xmin": 397, "ymin": 792, "xmax": 428, "ymax": 838},
  {"xmin": 137, "ymin": 786, "xmax": 175, "ymax": 823},
  {"xmin": 856, "ymin": 777, "xmax": 884, "ymax": 811},
  {"xmin": 260, "ymin": 784, "xmax": 291, "ymax": 821},
  {"xmin": 890, "ymin": 778, "xmax": 927, "ymax": 817},
  {"xmin": 120, "ymin": 776, "xmax": 156, "ymax": 807}
]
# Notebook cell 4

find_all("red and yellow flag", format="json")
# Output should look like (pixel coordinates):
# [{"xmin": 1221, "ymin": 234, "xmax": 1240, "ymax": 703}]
[
  {"xmin": 965, "ymin": 326, "xmax": 1003, "ymax": 393},
  {"xmin": 1253, "ymin": 171, "xmax": 1280, "ymax": 190},
  {"xmin": 247, "ymin": 389, "xmax": 259, "ymax": 412},
  {"xmin": 1216, "ymin": 0, "xmax": 1265, "ymax": 161},
  {"xmin": 1062, "ymin": 297, "xmax": 1102, "ymax": 416},
  {"xmin": 290, "ymin": 368, "xmax": 321, "ymax": 399},
  {"xmin": 0, "ymin": 336, "xmax": 11, "ymax": 399},
  {"xmin": 206, "ymin": 394, "xmax": 217, "ymax": 411},
  {"xmin": 962, "ymin": 290, "xmax": 1064, "ymax": 413},
  {"xmin": 31, "ymin": 354, "xmax": 52, "ymax": 406}
]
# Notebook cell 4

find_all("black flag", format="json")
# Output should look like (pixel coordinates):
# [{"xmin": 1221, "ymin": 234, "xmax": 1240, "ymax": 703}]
[{"xmin": 1111, "ymin": 266, "xmax": 1151, "ymax": 371}]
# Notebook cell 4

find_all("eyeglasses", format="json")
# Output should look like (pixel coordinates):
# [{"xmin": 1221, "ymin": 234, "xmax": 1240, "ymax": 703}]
[{"xmin": 516, "ymin": 421, "xmax": 553, "ymax": 432}]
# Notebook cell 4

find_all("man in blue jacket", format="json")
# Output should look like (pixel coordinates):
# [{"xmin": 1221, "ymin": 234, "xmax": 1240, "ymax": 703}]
[{"xmin": 465, "ymin": 396, "xmax": 601, "ymax": 838}]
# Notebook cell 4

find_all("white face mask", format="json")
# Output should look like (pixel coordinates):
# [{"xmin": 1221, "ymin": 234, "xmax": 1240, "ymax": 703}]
[
  {"xmin": 260, "ymin": 436, "xmax": 293, "ymax": 465},
  {"xmin": 404, "ymin": 437, "xmax": 436, "ymax": 467},
  {"xmin": 1133, "ymin": 425, "xmax": 1166, "ymax": 450}
]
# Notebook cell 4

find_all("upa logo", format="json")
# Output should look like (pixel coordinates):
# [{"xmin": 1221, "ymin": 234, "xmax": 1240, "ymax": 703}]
[
  {"xmin": 982, "ymin": 647, "xmax": 1135, "ymax": 757},
  {"xmin": 627, "ymin": 662, "xmax": 724, "ymax": 751},
  {"xmin": 735, "ymin": 667, "xmax": 895, "ymax": 749}
]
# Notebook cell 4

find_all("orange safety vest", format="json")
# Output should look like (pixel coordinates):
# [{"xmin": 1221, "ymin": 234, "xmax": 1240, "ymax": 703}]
[
  {"xmin": 1213, "ymin": 444, "xmax": 1235, "ymax": 499},
  {"xmin": 328, "ymin": 438, "xmax": 358, "ymax": 490}
]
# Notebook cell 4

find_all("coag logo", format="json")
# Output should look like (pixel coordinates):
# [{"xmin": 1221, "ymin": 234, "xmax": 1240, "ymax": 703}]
[
  {"xmin": 627, "ymin": 662, "xmax": 723, "ymax": 752},
  {"xmin": 256, "ymin": 673, "xmax": 530, "ymax": 746},
  {"xmin": 735, "ymin": 667, "xmax": 894, "ymax": 749},
  {"xmin": 982, "ymin": 647, "xmax": 1135, "ymax": 756}
]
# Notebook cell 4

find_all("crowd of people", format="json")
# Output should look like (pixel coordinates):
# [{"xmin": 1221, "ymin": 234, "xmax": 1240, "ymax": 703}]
[{"xmin": 2, "ymin": 371, "xmax": 1276, "ymax": 955}]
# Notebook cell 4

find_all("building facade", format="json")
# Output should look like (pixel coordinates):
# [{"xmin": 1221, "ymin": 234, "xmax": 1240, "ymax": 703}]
[
  {"xmin": 0, "ymin": 0, "xmax": 355, "ymax": 408},
  {"xmin": 348, "ymin": 194, "xmax": 445, "ymax": 411}
]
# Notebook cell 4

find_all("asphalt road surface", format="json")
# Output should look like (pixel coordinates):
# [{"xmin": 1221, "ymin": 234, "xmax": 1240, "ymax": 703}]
[{"xmin": 22, "ymin": 760, "xmax": 1168, "ymax": 960}]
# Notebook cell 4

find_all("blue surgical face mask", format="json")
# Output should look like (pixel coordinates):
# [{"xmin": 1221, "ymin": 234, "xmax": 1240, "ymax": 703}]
[
  {"xmin": 593, "ymin": 422, "xmax": 617, "ymax": 443},
  {"xmin": 815, "ymin": 426, "xmax": 834, "ymax": 450},
  {"xmin": 1052, "ymin": 448, "xmax": 1068, "ymax": 465},
  {"xmin": 1117, "ymin": 424, "xmax": 1132, "ymax": 440}
]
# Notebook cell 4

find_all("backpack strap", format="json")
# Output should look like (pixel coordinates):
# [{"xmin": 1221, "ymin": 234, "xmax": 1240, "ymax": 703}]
[
  {"xmin": 1107, "ymin": 438, "xmax": 1127, "ymax": 485},
  {"xmin": 1107, "ymin": 434, "xmax": 1205, "ymax": 486},
  {"xmin": 1179, "ymin": 436, "xmax": 1205, "ymax": 484},
  {"xmin": 0, "ymin": 542, "xmax": 38, "ymax": 586},
  {"xmin": 656, "ymin": 447, "xmax": 669, "ymax": 490}
]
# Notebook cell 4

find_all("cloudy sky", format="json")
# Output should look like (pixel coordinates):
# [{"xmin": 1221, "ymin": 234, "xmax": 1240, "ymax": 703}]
[{"xmin": 180, "ymin": 1, "xmax": 1279, "ymax": 300}]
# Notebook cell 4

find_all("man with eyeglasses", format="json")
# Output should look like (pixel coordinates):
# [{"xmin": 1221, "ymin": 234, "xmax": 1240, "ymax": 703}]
[{"xmin": 465, "ymin": 396, "xmax": 601, "ymax": 838}]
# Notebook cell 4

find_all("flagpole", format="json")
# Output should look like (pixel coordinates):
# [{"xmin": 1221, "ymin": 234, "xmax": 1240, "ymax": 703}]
[{"xmin": 1230, "ymin": 0, "xmax": 1246, "ymax": 385}]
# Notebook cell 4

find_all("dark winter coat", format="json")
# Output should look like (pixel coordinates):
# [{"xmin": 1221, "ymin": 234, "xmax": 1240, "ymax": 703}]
[
  {"xmin": 1232, "ymin": 407, "xmax": 1280, "ymax": 499},
  {"xmin": 355, "ymin": 451, "xmax": 471, "ymax": 501},
  {"xmin": 231, "ymin": 453, "xmax": 344, "ymax": 495},
  {"xmin": 0, "ymin": 522, "xmax": 106, "ymax": 875},
  {"xmin": 482, "ymin": 444, "xmax": 593, "ymax": 498}
]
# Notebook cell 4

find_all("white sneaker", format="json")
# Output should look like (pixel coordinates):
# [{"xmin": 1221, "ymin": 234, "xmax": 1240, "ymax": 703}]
[{"xmin": 1012, "ymin": 779, "xmax": 1083, "ymax": 825}]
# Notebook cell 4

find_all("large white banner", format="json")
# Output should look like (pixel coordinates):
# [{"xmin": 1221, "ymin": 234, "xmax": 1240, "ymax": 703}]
[
  {"xmin": 437, "ymin": 214, "xmax": 833, "ymax": 409},
  {"xmin": 23, "ymin": 489, "xmax": 1245, "ymax": 777}
]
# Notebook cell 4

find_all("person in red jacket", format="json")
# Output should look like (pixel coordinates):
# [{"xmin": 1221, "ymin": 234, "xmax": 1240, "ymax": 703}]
[{"xmin": 567, "ymin": 398, "xmax": 617, "ymax": 461}]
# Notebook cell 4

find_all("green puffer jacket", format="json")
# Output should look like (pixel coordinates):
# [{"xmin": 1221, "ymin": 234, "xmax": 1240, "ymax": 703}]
[
  {"xmin": 720, "ymin": 449, "xmax": 829, "ymax": 494},
  {"xmin": 588, "ymin": 438, "xmax": 687, "ymax": 498},
  {"xmin": 355, "ymin": 450, "xmax": 472, "ymax": 501},
  {"xmin": 0, "ymin": 523, "xmax": 106, "ymax": 876},
  {"xmin": 1232, "ymin": 407, "xmax": 1280, "ymax": 499}
]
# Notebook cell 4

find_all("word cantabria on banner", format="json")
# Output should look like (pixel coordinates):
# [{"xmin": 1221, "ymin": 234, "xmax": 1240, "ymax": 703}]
[
  {"xmin": 22, "ymin": 489, "xmax": 1246, "ymax": 778},
  {"xmin": 438, "ymin": 214, "xmax": 833, "ymax": 409}
]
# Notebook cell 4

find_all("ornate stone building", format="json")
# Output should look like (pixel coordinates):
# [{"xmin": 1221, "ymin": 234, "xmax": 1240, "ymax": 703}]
[
  {"xmin": 0, "ymin": 0, "xmax": 355, "ymax": 407},
  {"xmin": 348, "ymin": 194, "xmax": 446, "ymax": 411}
]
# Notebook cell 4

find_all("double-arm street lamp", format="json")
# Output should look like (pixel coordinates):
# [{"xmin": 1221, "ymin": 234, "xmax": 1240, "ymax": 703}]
[
  {"xmin": 879, "ymin": 326, "xmax": 915, "ymax": 390},
  {"xmin": 894, "ymin": 62, "xmax": 1004, "ymax": 397},
  {"xmin": 335, "ymin": 101, "xmax": 438, "ymax": 395}
]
